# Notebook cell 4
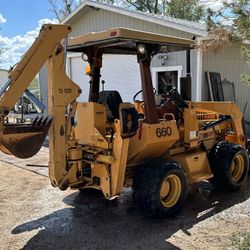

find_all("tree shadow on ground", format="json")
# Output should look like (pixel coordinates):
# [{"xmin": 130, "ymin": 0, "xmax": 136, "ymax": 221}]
[{"xmin": 12, "ymin": 177, "xmax": 250, "ymax": 250}]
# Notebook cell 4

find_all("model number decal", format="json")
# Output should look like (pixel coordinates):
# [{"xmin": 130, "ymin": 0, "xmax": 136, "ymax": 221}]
[
  {"xmin": 156, "ymin": 127, "xmax": 172, "ymax": 137},
  {"xmin": 58, "ymin": 88, "xmax": 72, "ymax": 94}
]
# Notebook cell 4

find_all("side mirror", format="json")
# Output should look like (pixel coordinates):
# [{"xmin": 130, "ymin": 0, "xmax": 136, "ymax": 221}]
[{"xmin": 119, "ymin": 103, "xmax": 138, "ymax": 138}]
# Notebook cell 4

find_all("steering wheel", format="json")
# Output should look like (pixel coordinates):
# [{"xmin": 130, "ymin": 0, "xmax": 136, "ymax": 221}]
[{"xmin": 133, "ymin": 88, "xmax": 157, "ymax": 102}]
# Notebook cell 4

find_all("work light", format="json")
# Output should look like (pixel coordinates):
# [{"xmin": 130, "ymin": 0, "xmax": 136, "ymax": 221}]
[
  {"xmin": 81, "ymin": 53, "xmax": 88, "ymax": 62},
  {"xmin": 137, "ymin": 44, "xmax": 146, "ymax": 54}
]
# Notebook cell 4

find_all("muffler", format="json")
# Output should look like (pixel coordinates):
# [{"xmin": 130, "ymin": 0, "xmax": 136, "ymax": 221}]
[{"xmin": 0, "ymin": 116, "xmax": 52, "ymax": 158}]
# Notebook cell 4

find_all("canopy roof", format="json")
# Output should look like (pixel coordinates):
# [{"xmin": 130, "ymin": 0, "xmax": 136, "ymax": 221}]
[{"xmin": 67, "ymin": 27, "xmax": 195, "ymax": 54}]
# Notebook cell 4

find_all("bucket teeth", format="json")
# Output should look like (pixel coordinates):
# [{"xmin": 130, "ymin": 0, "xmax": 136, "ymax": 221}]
[
  {"xmin": 32, "ymin": 116, "xmax": 52, "ymax": 128},
  {"xmin": 46, "ymin": 116, "xmax": 53, "ymax": 127},
  {"xmin": 32, "ymin": 116, "xmax": 39, "ymax": 126},
  {"xmin": 36, "ymin": 116, "xmax": 44, "ymax": 126},
  {"xmin": 42, "ymin": 116, "xmax": 53, "ymax": 127},
  {"xmin": 41, "ymin": 116, "xmax": 48, "ymax": 126}
]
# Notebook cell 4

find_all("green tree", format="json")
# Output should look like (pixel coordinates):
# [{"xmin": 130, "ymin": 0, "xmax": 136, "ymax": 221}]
[
  {"xmin": 49, "ymin": 0, "xmax": 118, "ymax": 21},
  {"xmin": 49, "ymin": 0, "xmax": 205, "ymax": 21},
  {"xmin": 121, "ymin": 0, "xmax": 162, "ymax": 14},
  {"xmin": 48, "ymin": 0, "xmax": 79, "ymax": 22},
  {"xmin": 165, "ymin": 0, "xmax": 205, "ymax": 22},
  {"xmin": 207, "ymin": 0, "xmax": 250, "ymax": 83}
]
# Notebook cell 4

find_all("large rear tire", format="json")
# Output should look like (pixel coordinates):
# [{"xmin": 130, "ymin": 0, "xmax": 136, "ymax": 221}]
[
  {"xmin": 132, "ymin": 159, "xmax": 188, "ymax": 218},
  {"xmin": 208, "ymin": 141, "xmax": 249, "ymax": 191}
]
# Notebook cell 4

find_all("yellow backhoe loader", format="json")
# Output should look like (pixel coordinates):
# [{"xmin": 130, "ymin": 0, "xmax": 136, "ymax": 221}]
[{"xmin": 0, "ymin": 24, "xmax": 249, "ymax": 217}]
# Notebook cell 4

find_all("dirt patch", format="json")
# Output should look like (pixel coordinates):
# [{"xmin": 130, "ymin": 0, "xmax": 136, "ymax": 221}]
[
  {"xmin": 0, "ymin": 147, "xmax": 49, "ymax": 176},
  {"xmin": 0, "ymin": 161, "xmax": 250, "ymax": 250}
]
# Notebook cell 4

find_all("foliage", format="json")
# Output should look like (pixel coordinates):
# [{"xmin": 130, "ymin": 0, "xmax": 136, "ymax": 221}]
[
  {"xmin": 229, "ymin": 232, "xmax": 250, "ymax": 250},
  {"xmin": 48, "ymin": 0, "xmax": 205, "ymax": 21},
  {"xmin": 165, "ymin": 0, "xmax": 205, "ymax": 22},
  {"xmin": 49, "ymin": 0, "xmax": 120, "ymax": 21},
  {"xmin": 241, "ymin": 46, "xmax": 250, "ymax": 83},
  {"xmin": 110, "ymin": 0, "xmax": 205, "ymax": 18},
  {"xmin": 121, "ymin": 0, "xmax": 162, "ymax": 14},
  {"xmin": 206, "ymin": 0, "xmax": 250, "ymax": 83},
  {"xmin": 207, "ymin": 0, "xmax": 250, "ymax": 40},
  {"xmin": 48, "ymin": 0, "xmax": 79, "ymax": 22}
]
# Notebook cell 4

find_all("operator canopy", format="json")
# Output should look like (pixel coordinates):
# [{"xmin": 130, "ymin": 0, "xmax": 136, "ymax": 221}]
[{"xmin": 67, "ymin": 27, "xmax": 195, "ymax": 54}]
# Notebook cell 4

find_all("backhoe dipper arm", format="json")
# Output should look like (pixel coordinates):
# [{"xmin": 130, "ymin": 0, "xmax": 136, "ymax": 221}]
[
  {"xmin": 47, "ymin": 45, "xmax": 81, "ymax": 188},
  {"xmin": 0, "ymin": 24, "xmax": 72, "ymax": 119}
]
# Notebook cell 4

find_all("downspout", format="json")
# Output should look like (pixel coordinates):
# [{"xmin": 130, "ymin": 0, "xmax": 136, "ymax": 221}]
[
  {"xmin": 186, "ymin": 49, "xmax": 191, "ymax": 77},
  {"xmin": 195, "ymin": 37, "xmax": 203, "ymax": 101}
]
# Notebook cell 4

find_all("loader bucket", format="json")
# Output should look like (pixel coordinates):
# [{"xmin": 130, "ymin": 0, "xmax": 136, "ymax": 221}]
[{"xmin": 0, "ymin": 116, "xmax": 52, "ymax": 159}]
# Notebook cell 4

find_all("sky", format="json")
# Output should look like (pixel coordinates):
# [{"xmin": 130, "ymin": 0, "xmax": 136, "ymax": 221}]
[
  {"xmin": 0, "ymin": 0, "xmax": 56, "ymax": 69},
  {"xmin": 0, "ymin": 0, "xmax": 54, "ymax": 37},
  {"xmin": 0, "ymin": 0, "xmax": 227, "ymax": 70}
]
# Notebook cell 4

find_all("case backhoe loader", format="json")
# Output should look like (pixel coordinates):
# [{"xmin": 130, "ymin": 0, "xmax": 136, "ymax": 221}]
[{"xmin": 0, "ymin": 24, "xmax": 249, "ymax": 217}]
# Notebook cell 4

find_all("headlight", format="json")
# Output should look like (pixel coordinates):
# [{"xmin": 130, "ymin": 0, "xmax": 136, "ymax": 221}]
[
  {"xmin": 137, "ymin": 44, "xmax": 146, "ymax": 54},
  {"xmin": 81, "ymin": 53, "xmax": 88, "ymax": 62}
]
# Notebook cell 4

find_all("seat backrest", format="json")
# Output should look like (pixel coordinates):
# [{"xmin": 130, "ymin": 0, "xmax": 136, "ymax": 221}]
[{"xmin": 98, "ymin": 91, "xmax": 123, "ymax": 121}]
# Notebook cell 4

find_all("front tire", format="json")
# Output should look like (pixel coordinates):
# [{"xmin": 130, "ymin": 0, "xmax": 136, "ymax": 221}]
[
  {"xmin": 132, "ymin": 159, "xmax": 188, "ymax": 218},
  {"xmin": 208, "ymin": 141, "xmax": 249, "ymax": 191}
]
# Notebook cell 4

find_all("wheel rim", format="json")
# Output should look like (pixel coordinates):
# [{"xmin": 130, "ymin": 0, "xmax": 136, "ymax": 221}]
[
  {"xmin": 160, "ymin": 174, "xmax": 181, "ymax": 208},
  {"xmin": 230, "ymin": 154, "xmax": 245, "ymax": 182}
]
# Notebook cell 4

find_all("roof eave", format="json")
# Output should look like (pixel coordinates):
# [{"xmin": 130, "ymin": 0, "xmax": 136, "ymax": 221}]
[{"xmin": 62, "ymin": 0, "xmax": 208, "ymax": 37}]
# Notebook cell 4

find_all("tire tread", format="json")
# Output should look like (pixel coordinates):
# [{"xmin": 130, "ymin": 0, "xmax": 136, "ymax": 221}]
[{"xmin": 132, "ymin": 159, "xmax": 188, "ymax": 218}]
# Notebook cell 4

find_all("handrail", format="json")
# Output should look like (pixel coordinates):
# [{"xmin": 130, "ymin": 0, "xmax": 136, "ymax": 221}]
[{"xmin": 163, "ymin": 113, "xmax": 175, "ymax": 121}]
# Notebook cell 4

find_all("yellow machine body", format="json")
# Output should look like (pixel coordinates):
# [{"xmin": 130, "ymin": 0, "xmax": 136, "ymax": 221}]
[{"xmin": 0, "ymin": 25, "xmax": 248, "ymax": 217}]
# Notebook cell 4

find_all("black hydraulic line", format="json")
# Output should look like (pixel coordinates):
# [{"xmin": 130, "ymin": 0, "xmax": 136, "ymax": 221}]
[{"xmin": 200, "ymin": 115, "xmax": 232, "ymax": 131}]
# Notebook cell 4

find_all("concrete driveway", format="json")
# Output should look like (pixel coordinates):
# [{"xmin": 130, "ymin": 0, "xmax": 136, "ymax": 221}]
[{"xmin": 0, "ymin": 149, "xmax": 250, "ymax": 249}]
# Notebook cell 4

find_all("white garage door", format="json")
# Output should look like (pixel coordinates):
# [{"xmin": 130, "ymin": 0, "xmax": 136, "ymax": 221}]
[{"xmin": 68, "ymin": 53, "xmax": 141, "ymax": 102}]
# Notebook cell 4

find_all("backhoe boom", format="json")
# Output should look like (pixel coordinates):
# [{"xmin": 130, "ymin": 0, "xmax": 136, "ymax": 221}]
[
  {"xmin": 0, "ymin": 24, "xmax": 71, "ymax": 120},
  {"xmin": 0, "ymin": 24, "xmax": 76, "ymax": 159}
]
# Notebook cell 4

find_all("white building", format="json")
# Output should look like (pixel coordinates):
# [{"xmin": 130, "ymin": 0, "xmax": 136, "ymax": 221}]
[
  {"xmin": 0, "ymin": 69, "xmax": 8, "ymax": 88},
  {"xmin": 39, "ymin": 0, "xmax": 250, "ymax": 120}
]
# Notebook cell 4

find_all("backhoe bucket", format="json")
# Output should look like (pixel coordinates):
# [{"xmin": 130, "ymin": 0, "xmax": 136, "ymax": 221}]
[{"xmin": 0, "ymin": 116, "xmax": 52, "ymax": 159}]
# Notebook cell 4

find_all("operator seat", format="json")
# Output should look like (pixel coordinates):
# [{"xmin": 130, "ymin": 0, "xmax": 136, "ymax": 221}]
[{"xmin": 98, "ymin": 90, "xmax": 123, "ymax": 122}]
